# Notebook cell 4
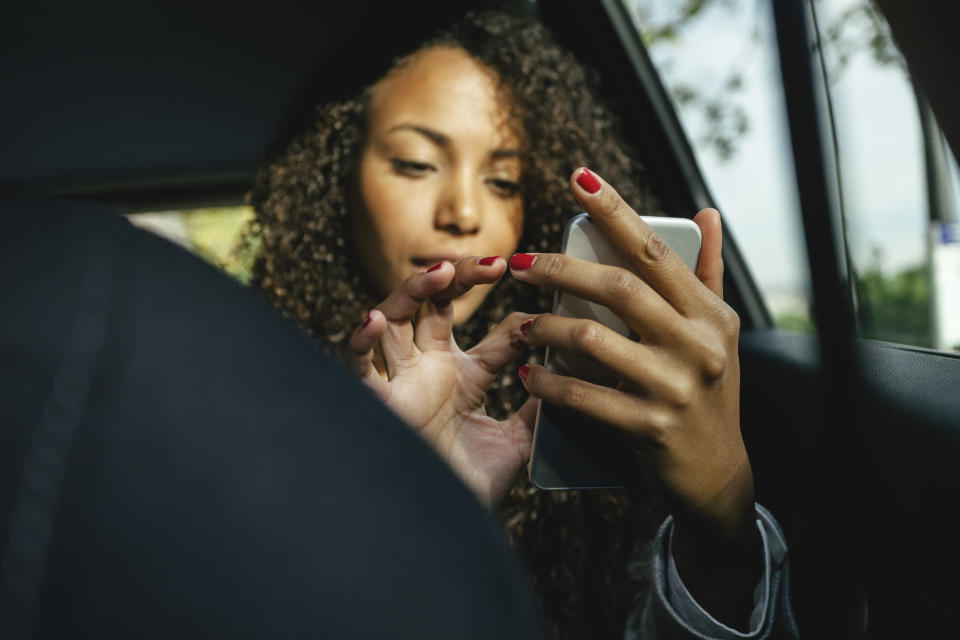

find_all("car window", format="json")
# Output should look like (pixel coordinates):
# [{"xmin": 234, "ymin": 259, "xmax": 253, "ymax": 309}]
[
  {"xmin": 812, "ymin": 0, "xmax": 960, "ymax": 352},
  {"xmin": 128, "ymin": 206, "xmax": 257, "ymax": 283},
  {"xmin": 626, "ymin": 0, "xmax": 814, "ymax": 334}
]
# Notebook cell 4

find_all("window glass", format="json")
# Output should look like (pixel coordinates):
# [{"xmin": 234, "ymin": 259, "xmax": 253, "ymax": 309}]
[
  {"xmin": 932, "ymin": 141, "xmax": 960, "ymax": 351},
  {"xmin": 627, "ymin": 0, "xmax": 813, "ymax": 333},
  {"xmin": 127, "ymin": 206, "xmax": 257, "ymax": 283},
  {"xmin": 815, "ymin": 0, "xmax": 960, "ymax": 351}
]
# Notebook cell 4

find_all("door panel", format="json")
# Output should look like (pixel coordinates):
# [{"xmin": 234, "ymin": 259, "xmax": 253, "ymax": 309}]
[{"xmin": 740, "ymin": 328, "xmax": 960, "ymax": 636}]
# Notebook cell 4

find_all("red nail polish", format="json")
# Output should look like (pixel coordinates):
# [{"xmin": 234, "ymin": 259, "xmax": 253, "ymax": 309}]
[
  {"xmin": 518, "ymin": 364, "xmax": 530, "ymax": 380},
  {"xmin": 576, "ymin": 168, "xmax": 602, "ymax": 194},
  {"xmin": 426, "ymin": 262, "xmax": 444, "ymax": 273},
  {"xmin": 520, "ymin": 319, "xmax": 533, "ymax": 335},
  {"xmin": 478, "ymin": 256, "xmax": 499, "ymax": 266},
  {"xmin": 509, "ymin": 253, "xmax": 536, "ymax": 270},
  {"xmin": 362, "ymin": 312, "xmax": 372, "ymax": 329}
]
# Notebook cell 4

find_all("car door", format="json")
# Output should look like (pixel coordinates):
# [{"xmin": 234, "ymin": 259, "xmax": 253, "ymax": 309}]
[{"xmin": 535, "ymin": 1, "xmax": 960, "ymax": 638}]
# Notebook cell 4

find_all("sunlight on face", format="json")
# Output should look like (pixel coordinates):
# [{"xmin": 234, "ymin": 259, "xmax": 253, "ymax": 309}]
[{"xmin": 352, "ymin": 46, "xmax": 524, "ymax": 325}]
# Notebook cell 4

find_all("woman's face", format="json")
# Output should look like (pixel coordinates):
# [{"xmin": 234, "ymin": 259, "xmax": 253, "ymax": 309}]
[{"xmin": 353, "ymin": 46, "xmax": 524, "ymax": 324}]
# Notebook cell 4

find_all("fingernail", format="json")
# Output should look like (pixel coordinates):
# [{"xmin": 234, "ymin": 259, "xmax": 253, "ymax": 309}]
[
  {"xmin": 520, "ymin": 318, "xmax": 533, "ymax": 335},
  {"xmin": 509, "ymin": 253, "xmax": 536, "ymax": 270},
  {"xmin": 478, "ymin": 256, "xmax": 500, "ymax": 266},
  {"xmin": 518, "ymin": 364, "xmax": 530, "ymax": 380},
  {"xmin": 426, "ymin": 262, "xmax": 444, "ymax": 273},
  {"xmin": 576, "ymin": 168, "xmax": 602, "ymax": 194},
  {"xmin": 362, "ymin": 312, "xmax": 372, "ymax": 329}
]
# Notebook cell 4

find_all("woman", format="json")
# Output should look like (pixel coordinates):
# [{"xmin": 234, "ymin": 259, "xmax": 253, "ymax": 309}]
[{"xmin": 247, "ymin": 8, "xmax": 796, "ymax": 640}]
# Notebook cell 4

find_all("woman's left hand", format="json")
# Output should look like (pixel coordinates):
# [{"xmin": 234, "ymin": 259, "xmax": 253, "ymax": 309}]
[
  {"xmin": 512, "ymin": 168, "xmax": 760, "ymax": 624},
  {"xmin": 345, "ymin": 258, "xmax": 538, "ymax": 509}
]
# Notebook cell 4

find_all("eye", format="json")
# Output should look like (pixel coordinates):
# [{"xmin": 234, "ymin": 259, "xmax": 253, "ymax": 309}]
[
  {"xmin": 390, "ymin": 158, "xmax": 435, "ymax": 176},
  {"xmin": 487, "ymin": 177, "xmax": 521, "ymax": 198}
]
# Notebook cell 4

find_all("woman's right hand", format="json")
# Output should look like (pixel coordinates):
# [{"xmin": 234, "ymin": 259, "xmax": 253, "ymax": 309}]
[
  {"xmin": 510, "ymin": 168, "xmax": 760, "ymax": 626},
  {"xmin": 346, "ymin": 258, "xmax": 538, "ymax": 508}
]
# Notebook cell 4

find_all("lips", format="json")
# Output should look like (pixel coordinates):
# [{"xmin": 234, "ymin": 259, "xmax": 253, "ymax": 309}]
[{"xmin": 410, "ymin": 254, "xmax": 471, "ymax": 267}]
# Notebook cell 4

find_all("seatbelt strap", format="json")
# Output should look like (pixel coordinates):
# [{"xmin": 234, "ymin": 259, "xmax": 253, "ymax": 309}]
[{"xmin": 0, "ymin": 218, "xmax": 114, "ymax": 639}]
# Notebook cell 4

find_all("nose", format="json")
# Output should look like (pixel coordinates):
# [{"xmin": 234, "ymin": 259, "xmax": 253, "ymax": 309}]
[{"xmin": 434, "ymin": 171, "xmax": 481, "ymax": 236}]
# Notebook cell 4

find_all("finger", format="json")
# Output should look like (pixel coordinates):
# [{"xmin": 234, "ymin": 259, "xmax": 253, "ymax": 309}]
[
  {"xmin": 413, "ymin": 297, "xmax": 456, "ymax": 351},
  {"xmin": 569, "ymin": 167, "xmax": 704, "ymax": 314},
  {"xmin": 377, "ymin": 261, "xmax": 456, "ymax": 321},
  {"xmin": 346, "ymin": 309, "xmax": 389, "ymax": 396},
  {"xmin": 693, "ymin": 208, "xmax": 723, "ymax": 298},
  {"xmin": 377, "ymin": 262, "xmax": 455, "ymax": 369},
  {"xmin": 508, "ymin": 251, "xmax": 677, "ymax": 341},
  {"xmin": 415, "ymin": 256, "xmax": 505, "ymax": 352},
  {"xmin": 466, "ymin": 311, "xmax": 535, "ymax": 376},
  {"xmin": 519, "ymin": 363, "xmax": 663, "ymax": 442},
  {"xmin": 520, "ymin": 314, "xmax": 678, "ymax": 396},
  {"xmin": 431, "ymin": 256, "xmax": 507, "ymax": 306}
]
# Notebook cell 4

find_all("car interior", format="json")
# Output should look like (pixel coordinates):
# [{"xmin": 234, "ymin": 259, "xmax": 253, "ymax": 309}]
[{"xmin": 3, "ymin": 0, "xmax": 960, "ymax": 637}]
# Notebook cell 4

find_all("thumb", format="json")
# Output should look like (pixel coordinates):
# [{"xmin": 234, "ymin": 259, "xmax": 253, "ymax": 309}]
[
  {"xmin": 502, "ymin": 395, "xmax": 539, "ymax": 452},
  {"xmin": 693, "ymin": 208, "xmax": 724, "ymax": 298}
]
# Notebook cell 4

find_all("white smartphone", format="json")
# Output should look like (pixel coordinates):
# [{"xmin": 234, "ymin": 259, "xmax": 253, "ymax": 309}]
[{"xmin": 528, "ymin": 213, "xmax": 702, "ymax": 490}]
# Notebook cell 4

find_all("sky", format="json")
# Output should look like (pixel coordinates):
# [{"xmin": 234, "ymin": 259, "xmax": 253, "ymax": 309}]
[{"xmin": 629, "ymin": 0, "xmax": 951, "ymax": 316}]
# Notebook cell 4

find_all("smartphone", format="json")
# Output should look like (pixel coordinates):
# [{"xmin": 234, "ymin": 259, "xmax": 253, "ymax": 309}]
[{"xmin": 528, "ymin": 213, "xmax": 702, "ymax": 490}]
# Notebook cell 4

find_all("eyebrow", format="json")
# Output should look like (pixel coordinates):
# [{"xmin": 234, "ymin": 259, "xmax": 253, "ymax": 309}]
[
  {"xmin": 491, "ymin": 149, "xmax": 522, "ymax": 160},
  {"xmin": 387, "ymin": 124, "xmax": 522, "ymax": 160},
  {"xmin": 388, "ymin": 124, "xmax": 449, "ymax": 146}
]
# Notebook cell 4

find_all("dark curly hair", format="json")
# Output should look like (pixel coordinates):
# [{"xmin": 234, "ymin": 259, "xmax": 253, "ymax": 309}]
[{"xmin": 246, "ymin": 7, "xmax": 665, "ymax": 639}]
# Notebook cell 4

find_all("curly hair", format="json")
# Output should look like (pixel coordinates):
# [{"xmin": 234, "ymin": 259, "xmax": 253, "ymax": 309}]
[{"xmin": 246, "ymin": 8, "xmax": 665, "ymax": 639}]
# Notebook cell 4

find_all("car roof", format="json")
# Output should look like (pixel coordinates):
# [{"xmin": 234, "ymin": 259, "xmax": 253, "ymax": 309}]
[
  {"xmin": 3, "ymin": 0, "xmax": 957, "ymax": 208},
  {"xmin": 0, "ymin": 0, "xmax": 481, "ymax": 204}
]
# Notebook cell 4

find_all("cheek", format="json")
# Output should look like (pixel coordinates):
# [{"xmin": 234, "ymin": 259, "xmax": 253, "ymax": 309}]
[
  {"xmin": 356, "ymin": 168, "xmax": 405, "ymax": 248},
  {"xmin": 489, "ymin": 201, "xmax": 524, "ymax": 254},
  {"xmin": 358, "ymin": 168, "xmax": 397, "ymax": 241},
  {"xmin": 358, "ymin": 168, "xmax": 434, "ymax": 245},
  {"xmin": 352, "ymin": 164, "xmax": 409, "ymax": 293}
]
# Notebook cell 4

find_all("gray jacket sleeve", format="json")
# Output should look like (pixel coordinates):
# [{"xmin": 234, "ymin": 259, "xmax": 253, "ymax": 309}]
[{"xmin": 624, "ymin": 504, "xmax": 800, "ymax": 640}]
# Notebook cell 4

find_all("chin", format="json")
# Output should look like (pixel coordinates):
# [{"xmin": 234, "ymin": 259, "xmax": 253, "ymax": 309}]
[
  {"xmin": 452, "ymin": 289, "xmax": 488, "ymax": 327},
  {"xmin": 452, "ymin": 309, "xmax": 474, "ymax": 327}
]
